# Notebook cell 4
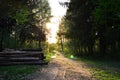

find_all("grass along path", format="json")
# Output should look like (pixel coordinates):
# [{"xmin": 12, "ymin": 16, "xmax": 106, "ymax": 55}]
[
  {"xmin": 76, "ymin": 57, "xmax": 120, "ymax": 80},
  {"xmin": 86, "ymin": 60, "xmax": 120, "ymax": 80},
  {"xmin": 64, "ymin": 52, "xmax": 120, "ymax": 80},
  {"xmin": 0, "ymin": 65, "xmax": 39, "ymax": 80}
]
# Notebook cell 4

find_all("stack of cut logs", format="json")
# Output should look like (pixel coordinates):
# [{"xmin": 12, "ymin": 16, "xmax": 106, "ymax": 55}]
[{"xmin": 0, "ymin": 49, "xmax": 48, "ymax": 66}]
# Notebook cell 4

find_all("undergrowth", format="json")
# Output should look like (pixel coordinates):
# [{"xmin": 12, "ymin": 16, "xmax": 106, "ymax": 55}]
[
  {"xmin": 0, "ymin": 65, "xmax": 39, "ymax": 80},
  {"xmin": 77, "ymin": 57, "xmax": 120, "ymax": 80},
  {"xmin": 62, "ymin": 49, "xmax": 120, "ymax": 80}
]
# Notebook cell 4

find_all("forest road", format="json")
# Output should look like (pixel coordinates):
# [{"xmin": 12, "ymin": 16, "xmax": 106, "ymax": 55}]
[{"xmin": 27, "ymin": 52, "xmax": 94, "ymax": 80}]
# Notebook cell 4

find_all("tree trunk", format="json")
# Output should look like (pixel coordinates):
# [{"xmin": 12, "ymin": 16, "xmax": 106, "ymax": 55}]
[
  {"xmin": 99, "ymin": 36, "xmax": 106, "ymax": 56},
  {"xmin": 88, "ymin": 45, "xmax": 93, "ymax": 55},
  {"xmin": 0, "ymin": 31, "xmax": 3, "ymax": 51},
  {"xmin": 60, "ymin": 36, "xmax": 64, "ymax": 52}
]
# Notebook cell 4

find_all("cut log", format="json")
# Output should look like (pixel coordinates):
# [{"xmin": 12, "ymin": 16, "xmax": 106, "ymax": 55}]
[
  {"xmin": 0, "ymin": 52, "xmax": 42, "ymax": 57},
  {"xmin": 0, "ymin": 57, "xmax": 40, "ymax": 62},
  {"xmin": 0, "ymin": 51, "xmax": 45, "ymax": 59},
  {"xmin": 0, "ymin": 50, "xmax": 47, "ymax": 65},
  {"xmin": 0, "ymin": 60, "xmax": 48, "ymax": 66}
]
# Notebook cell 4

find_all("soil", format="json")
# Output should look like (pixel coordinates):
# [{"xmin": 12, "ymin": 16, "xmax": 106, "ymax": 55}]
[{"xmin": 26, "ymin": 52, "xmax": 94, "ymax": 80}]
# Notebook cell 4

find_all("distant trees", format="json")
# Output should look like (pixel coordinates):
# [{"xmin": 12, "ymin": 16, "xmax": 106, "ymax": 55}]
[
  {"xmin": 0, "ymin": 0, "xmax": 51, "ymax": 50},
  {"xmin": 59, "ymin": 0, "xmax": 120, "ymax": 59}
]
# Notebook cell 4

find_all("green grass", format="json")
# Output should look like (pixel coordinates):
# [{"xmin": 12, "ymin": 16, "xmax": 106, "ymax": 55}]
[
  {"xmin": 91, "ymin": 67, "xmax": 120, "ymax": 80},
  {"xmin": 77, "ymin": 57, "xmax": 120, "ymax": 80},
  {"xmin": 62, "ymin": 51, "xmax": 120, "ymax": 80},
  {"xmin": 44, "ymin": 49, "xmax": 56, "ymax": 62},
  {"xmin": 0, "ymin": 65, "xmax": 39, "ymax": 80},
  {"xmin": 45, "ymin": 52, "xmax": 54, "ymax": 62}
]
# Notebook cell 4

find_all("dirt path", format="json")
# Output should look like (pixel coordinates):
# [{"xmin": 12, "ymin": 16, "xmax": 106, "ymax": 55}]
[{"xmin": 27, "ymin": 52, "xmax": 94, "ymax": 80}]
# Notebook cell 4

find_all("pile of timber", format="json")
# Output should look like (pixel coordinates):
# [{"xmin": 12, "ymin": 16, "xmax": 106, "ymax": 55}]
[{"xmin": 0, "ymin": 49, "xmax": 48, "ymax": 66}]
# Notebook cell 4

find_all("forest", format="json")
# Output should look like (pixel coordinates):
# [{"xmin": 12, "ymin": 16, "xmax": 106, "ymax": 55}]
[
  {"xmin": 0, "ymin": 0, "xmax": 120, "ymax": 59},
  {"xmin": 58, "ymin": 0, "xmax": 120, "ymax": 60},
  {"xmin": 0, "ymin": 0, "xmax": 51, "ymax": 51},
  {"xmin": 0, "ymin": 0, "xmax": 120, "ymax": 80}
]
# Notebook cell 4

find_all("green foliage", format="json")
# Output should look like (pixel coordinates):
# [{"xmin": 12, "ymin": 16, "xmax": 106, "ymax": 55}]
[
  {"xmin": 62, "ymin": 0, "xmax": 94, "ymax": 56},
  {"xmin": 14, "ymin": 8, "xmax": 30, "ymax": 24},
  {"xmin": 93, "ymin": 0, "xmax": 120, "ymax": 55},
  {"xmin": 45, "ymin": 52, "xmax": 54, "ymax": 62},
  {"xmin": 91, "ymin": 68, "xmax": 120, "ymax": 80},
  {"xmin": 0, "ymin": 65, "xmax": 39, "ymax": 80},
  {"xmin": 0, "ymin": 0, "xmax": 51, "ymax": 50},
  {"xmin": 77, "ymin": 57, "xmax": 120, "ymax": 80},
  {"xmin": 60, "ymin": 0, "xmax": 120, "ymax": 59},
  {"xmin": 63, "ymin": 47, "xmax": 72, "ymax": 58},
  {"xmin": 63, "ymin": 48, "xmax": 120, "ymax": 80},
  {"xmin": 41, "ymin": 42, "xmax": 57, "ymax": 62}
]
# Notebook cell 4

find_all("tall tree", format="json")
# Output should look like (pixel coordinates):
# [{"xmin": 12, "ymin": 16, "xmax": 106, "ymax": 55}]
[
  {"xmin": 19, "ymin": 0, "xmax": 51, "ymax": 49},
  {"xmin": 61, "ymin": 0, "xmax": 120, "ymax": 59},
  {"xmin": 0, "ymin": 0, "xmax": 51, "ymax": 50},
  {"xmin": 63, "ymin": 0, "xmax": 94, "ymax": 56}
]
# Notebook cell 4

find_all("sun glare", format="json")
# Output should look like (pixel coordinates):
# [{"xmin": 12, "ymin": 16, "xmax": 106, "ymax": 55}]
[
  {"xmin": 46, "ymin": 22, "xmax": 59, "ymax": 44},
  {"xmin": 46, "ymin": 0, "xmax": 68, "ymax": 44}
]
